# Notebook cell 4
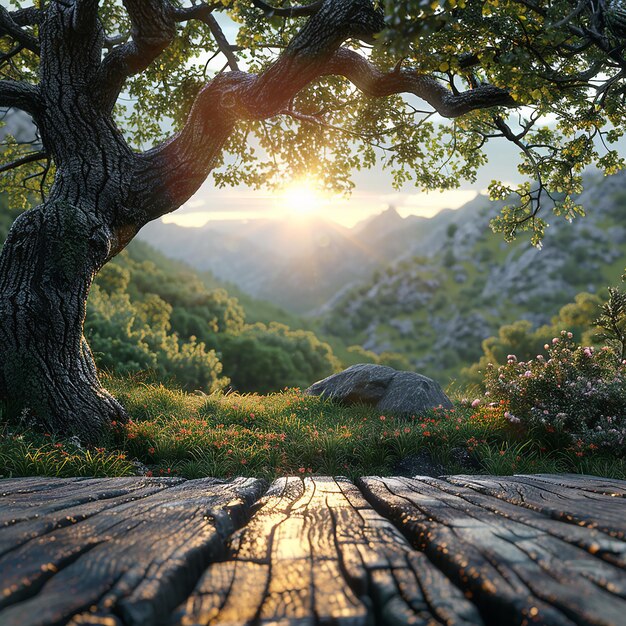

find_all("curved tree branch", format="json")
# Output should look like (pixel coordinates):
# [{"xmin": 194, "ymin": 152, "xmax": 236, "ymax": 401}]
[
  {"xmin": 0, "ymin": 80, "xmax": 40, "ymax": 117},
  {"xmin": 9, "ymin": 7, "xmax": 42, "ymax": 27},
  {"xmin": 132, "ymin": 0, "xmax": 515, "ymax": 223},
  {"xmin": 324, "ymin": 49, "xmax": 516, "ymax": 118},
  {"xmin": 96, "ymin": 0, "xmax": 176, "ymax": 109},
  {"xmin": 251, "ymin": 0, "xmax": 325, "ymax": 18},
  {"xmin": 173, "ymin": 4, "xmax": 240, "ymax": 71},
  {"xmin": 0, "ymin": 149, "xmax": 47, "ymax": 175},
  {"xmin": 0, "ymin": 5, "xmax": 39, "ymax": 54}
]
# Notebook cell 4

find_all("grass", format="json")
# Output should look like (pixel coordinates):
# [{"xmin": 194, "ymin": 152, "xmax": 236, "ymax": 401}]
[{"xmin": 1, "ymin": 375, "xmax": 625, "ymax": 480}]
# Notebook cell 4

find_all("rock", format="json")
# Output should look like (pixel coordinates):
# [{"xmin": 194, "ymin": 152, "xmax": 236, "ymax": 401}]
[{"xmin": 305, "ymin": 364, "xmax": 452, "ymax": 414}]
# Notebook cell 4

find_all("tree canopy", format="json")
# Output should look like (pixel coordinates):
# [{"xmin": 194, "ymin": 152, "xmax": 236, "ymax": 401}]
[
  {"xmin": 3, "ymin": 0, "xmax": 626, "ymax": 440},
  {"xmin": 3, "ymin": 0, "xmax": 625, "ymax": 246}
]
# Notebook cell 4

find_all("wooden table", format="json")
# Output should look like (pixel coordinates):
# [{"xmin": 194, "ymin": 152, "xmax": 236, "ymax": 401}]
[{"xmin": 1, "ymin": 474, "xmax": 625, "ymax": 625}]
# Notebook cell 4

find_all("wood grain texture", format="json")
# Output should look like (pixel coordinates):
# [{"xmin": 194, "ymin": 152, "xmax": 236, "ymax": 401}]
[
  {"xmin": 514, "ymin": 473, "xmax": 626, "ymax": 498},
  {"xmin": 1, "ymin": 474, "xmax": 625, "ymax": 626},
  {"xmin": 0, "ymin": 478, "xmax": 184, "ymax": 558},
  {"xmin": 0, "ymin": 477, "xmax": 265, "ymax": 626},
  {"xmin": 172, "ymin": 476, "xmax": 483, "ymax": 626},
  {"xmin": 446, "ymin": 474, "xmax": 626, "ymax": 539},
  {"xmin": 359, "ymin": 476, "xmax": 626, "ymax": 626}
]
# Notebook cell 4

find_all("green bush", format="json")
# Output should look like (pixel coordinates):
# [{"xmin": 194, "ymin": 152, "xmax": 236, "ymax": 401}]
[{"xmin": 483, "ymin": 330, "xmax": 626, "ymax": 456}]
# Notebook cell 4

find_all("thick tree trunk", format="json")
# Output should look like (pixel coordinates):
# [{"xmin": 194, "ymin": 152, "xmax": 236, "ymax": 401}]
[
  {"xmin": 0, "ymin": 200, "xmax": 127, "ymax": 442},
  {"xmin": 0, "ymin": 0, "xmax": 515, "ymax": 442}
]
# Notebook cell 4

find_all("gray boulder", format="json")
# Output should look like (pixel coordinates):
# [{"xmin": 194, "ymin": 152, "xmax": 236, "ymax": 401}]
[{"xmin": 305, "ymin": 364, "xmax": 452, "ymax": 415}]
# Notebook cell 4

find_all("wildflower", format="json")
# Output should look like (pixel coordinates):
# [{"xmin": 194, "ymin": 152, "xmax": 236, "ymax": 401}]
[
  {"xmin": 146, "ymin": 470, "xmax": 153, "ymax": 477},
  {"xmin": 507, "ymin": 354, "xmax": 517, "ymax": 362},
  {"xmin": 148, "ymin": 447, "xmax": 155, "ymax": 455},
  {"xmin": 379, "ymin": 415, "xmax": 386, "ymax": 421},
  {"xmin": 298, "ymin": 467, "xmax": 306, "ymax": 473},
  {"xmin": 471, "ymin": 399, "xmax": 481, "ymax": 408},
  {"xmin": 524, "ymin": 371, "xmax": 532, "ymax": 378},
  {"xmin": 544, "ymin": 344, "xmax": 550, "ymax": 350}
]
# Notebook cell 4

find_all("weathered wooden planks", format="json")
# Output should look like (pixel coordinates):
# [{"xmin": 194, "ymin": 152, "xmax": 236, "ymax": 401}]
[
  {"xmin": 172, "ymin": 476, "xmax": 483, "ymax": 625},
  {"xmin": 520, "ymin": 473, "xmax": 626, "ymax": 498},
  {"xmin": 359, "ymin": 476, "xmax": 626, "ymax": 626},
  {"xmin": 0, "ymin": 478, "xmax": 188, "ymax": 560},
  {"xmin": 433, "ymin": 476, "xmax": 626, "ymax": 570},
  {"xmin": 446, "ymin": 474, "xmax": 626, "ymax": 539},
  {"xmin": 1, "ymin": 474, "xmax": 625, "ymax": 626},
  {"xmin": 0, "ymin": 477, "xmax": 265, "ymax": 626}
]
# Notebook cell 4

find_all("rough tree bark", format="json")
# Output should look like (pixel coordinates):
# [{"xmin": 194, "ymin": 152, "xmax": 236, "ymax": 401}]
[{"xmin": 0, "ymin": 0, "xmax": 514, "ymax": 442}]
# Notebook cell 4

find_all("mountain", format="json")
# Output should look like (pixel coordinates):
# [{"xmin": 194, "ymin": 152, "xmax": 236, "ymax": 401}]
[
  {"xmin": 320, "ymin": 170, "xmax": 626, "ymax": 380},
  {"xmin": 140, "ymin": 169, "xmax": 626, "ymax": 382},
  {"xmin": 140, "ymin": 213, "xmax": 403, "ymax": 312},
  {"xmin": 139, "ymin": 203, "xmax": 474, "ymax": 314}
]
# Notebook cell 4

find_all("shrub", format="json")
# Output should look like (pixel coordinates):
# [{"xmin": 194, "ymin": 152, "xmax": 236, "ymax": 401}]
[{"xmin": 483, "ymin": 330, "xmax": 626, "ymax": 456}]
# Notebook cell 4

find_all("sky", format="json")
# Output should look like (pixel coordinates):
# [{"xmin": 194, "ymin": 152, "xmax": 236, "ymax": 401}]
[
  {"xmin": 162, "ymin": 136, "xmax": 523, "ymax": 229},
  {"xmin": 162, "ymin": 10, "xmax": 527, "ymax": 230}
]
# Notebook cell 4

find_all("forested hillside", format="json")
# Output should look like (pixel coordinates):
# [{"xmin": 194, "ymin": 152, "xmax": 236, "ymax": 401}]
[
  {"xmin": 322, "ymin": 171, "xmax": 626, "ymax": 382},
  {"xmin": 5, "ymin": 166, "xmax": 625, "ymax": 392},
  {"xmin": 0, "ymin": 202, "xmax": 340, "ymax": 393},
  {"xmin": 139, "ymin": 170, "xmax": 626, "ymax": 384}
]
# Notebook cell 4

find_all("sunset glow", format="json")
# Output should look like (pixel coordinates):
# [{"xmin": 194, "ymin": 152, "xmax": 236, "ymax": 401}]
[{"xmin": 278, "ymin": 180, "xmax": 324, "ymax": 216}]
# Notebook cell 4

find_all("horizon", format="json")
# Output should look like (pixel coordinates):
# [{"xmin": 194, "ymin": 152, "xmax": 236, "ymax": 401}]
[{"xmin": 161, "ymin": 186, "xmax": 486, "ymax": 229}]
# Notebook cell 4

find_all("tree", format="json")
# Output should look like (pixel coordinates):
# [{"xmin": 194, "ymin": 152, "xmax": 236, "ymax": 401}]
[{"xmin": 0, "ymin": 0, "xmax": 623, "ymax": 440}]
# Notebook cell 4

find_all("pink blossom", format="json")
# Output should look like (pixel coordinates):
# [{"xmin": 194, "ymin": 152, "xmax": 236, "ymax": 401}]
[
  {"xmin": 471, "ymin": 399, "xmax": 481, "ymax": 408},
  {"xmin": 524, "ymin": 371, "xmax": 532, "ymax": 377}
]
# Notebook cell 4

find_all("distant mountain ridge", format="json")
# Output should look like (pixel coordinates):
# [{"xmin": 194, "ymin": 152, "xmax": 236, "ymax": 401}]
[
  {"xmin": 140, "ymin": 208, "xmax": 417, "ymax": 312},
  {"xmin": 321, "ymin": 171, "xmax": 626, "ymax": 379},
  {"xmin": 140, "ymin": 170, "xmax": 626, "ymax": 380}
]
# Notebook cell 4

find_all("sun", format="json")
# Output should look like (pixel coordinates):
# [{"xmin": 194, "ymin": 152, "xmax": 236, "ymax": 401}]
[{"xmin": 279, "ymin": 181, "xmax": 323, "ymax": 217}]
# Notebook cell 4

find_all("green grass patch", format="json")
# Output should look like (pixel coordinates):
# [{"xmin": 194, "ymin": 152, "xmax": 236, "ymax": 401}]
[{"xmin": 1, "ymin": 376, "xmax": 625, "ymax": 480}]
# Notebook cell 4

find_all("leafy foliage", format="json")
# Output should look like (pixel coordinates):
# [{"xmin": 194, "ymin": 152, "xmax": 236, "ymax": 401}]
[
  {"xmin": 86, "ymin": 239, "xmax": 340, "ymax": 393},
  {"xmin": 483, "ymin": 331, "xmax": 626, "ymax": 456},
  {"xmin": 463, "ymin": 292, "xmax": 604, "ymax": 385},
  {"xmin": 4, "ymin": 1, "xmax": 626, "ymax": 243},
  {"xmin": 594, "ymin": 287, "xmax": 626, "ymax": 360}
]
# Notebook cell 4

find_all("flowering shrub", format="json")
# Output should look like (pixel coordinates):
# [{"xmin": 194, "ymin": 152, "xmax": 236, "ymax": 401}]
[{"xmin": 484, "ymin": 331, "xmax": 626, "ymax": 455}]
